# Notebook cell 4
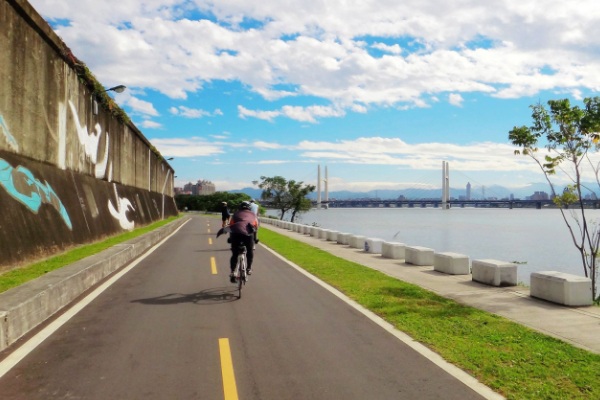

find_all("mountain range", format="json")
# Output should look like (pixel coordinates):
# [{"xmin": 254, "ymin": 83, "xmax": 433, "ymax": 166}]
[{"xmin": 231, "ymin": 182, "xmax": 591, "ymax": 201}]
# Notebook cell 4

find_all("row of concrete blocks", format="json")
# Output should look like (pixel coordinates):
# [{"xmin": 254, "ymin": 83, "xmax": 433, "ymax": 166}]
[
  {"xmin": 0, "ymin": 217, "xmax": 190, "ymax": 352},
  {"xmin": 262, "ymin": 218, "xmax": 594, "ymax": 307}
]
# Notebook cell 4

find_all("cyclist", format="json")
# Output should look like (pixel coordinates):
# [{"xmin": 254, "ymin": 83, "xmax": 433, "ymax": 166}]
[
  {"xmin": 249, "ymin": 199, "xmax": 260, "ymax": 248},
  {"xmin": 228, "ymin": 201, "xmax": 258, "ymax": 283},
  {"xmin": 220, "ymin": 201, "xmax": 230, "ymax": 228}
]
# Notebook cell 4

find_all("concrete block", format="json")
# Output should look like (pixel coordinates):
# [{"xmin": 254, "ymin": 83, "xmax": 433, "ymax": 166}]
[
  {"xmin": 310, "ymin": 226, "xmax": 321, "ymax": 237},
  {"xmin": 302, "ymin": 225, "xmax": 312, "ymax": 235},
  {"xmin": 0, "ymin": 311, "xmax": 6, "ymax": 350},
  {"xmin": 318, "ymin": 229, "xmax": 330, "ymax": 240},
  {"xmin": 382, "ymin": 242, "xmax": 405, "ymax": 259},
  {"xmin": 434, "ymin": 252, "xmax": 470, "ymax": 275},
  {"xmin": 365, "ymin": 238, "xmax": 383, "ymax": 254},
  {"xmin": 326, "ymin": 230, "xmax": 339, "ymax": 241},
  {"xmin": 472, "ymin": 259, "xmax": 517, "ymax": 287},
  {"xmin": 530, "ymin": 271, "xmax": 593, "ymax": 306},
  {"xmin": 337, "ymin": 233, "xmax": 351, "ymax": 245},
  {"xmin": 405, "ymin": 246, "xmax": 435, "ymax": 265},
  {"xmin": 349, "ymin": 235, "xmax": 367, "ymax": 249}
]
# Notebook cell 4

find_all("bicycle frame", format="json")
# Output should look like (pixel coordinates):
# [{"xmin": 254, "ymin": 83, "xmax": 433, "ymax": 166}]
[{"xmin": 234, "ymin": 244, "xmax": 247, "ymax": 298}]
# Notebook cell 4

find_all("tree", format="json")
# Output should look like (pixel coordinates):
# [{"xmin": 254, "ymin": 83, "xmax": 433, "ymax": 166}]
[
  {"xmin": 508, "ymin": 97, "xmax": 600, "ymax": 302},
  {"xmin": 175, "ymin": 192, "xmax": 250, "ymax": 212},
  {"xmin": 254, "ymin": 176, "xmax": 316, "ymax": 222}
]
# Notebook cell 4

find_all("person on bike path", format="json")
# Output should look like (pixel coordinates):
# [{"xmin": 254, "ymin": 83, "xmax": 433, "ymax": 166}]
[
  {"xmin": 228, "ymin": 201, "xmax": 258, "ymax": 283},
  {"xmin": 220, "ymin": 201, "xmax": 231, "ymax": 228},
  {"xmin": 249, "ymin": 199, "xmax": 259, "ymax": 248}
]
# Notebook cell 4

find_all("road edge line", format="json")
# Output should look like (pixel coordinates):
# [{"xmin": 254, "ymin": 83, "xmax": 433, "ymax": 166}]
[{"xmin": 261, "ymin": 244, "xmax": 505, "ymax": 400}]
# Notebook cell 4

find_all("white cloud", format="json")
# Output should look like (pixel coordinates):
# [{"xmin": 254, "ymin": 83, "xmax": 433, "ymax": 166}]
[
  {"xmin": 123, "ymin": 96, "xmax": 159, "ymax": 117},
  {"xmin": 238, "ymin": 104, "xmax": 345, "ymax": 123},
  {"xmin": 371, "ymin": 43, "xmax": 403, "ymax": 55},
  {"xmin": 139, "ymin": 120, "xmax": 162, "ymax": 129},
  {"xmin": 449, "ymin": 93, "xmax": 464, "ymax": 107},
  {"xmin": 149, "ymin": 137, "xmax": 224, "ymax": 157},
  {"xmin": 31, "ymin": 0, "xmax": 600, "ymax": 108},
  {"xmin": 169, "ymin": 106, "xmax": 221, "ymax": 118},
  {"xmin": 238, "ymin": 105, "xmax": 280, "ymax": 122}
]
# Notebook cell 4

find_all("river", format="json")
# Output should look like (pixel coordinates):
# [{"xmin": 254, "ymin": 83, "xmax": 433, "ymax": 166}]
[{"xmin": 268, "ymin": 207, "xmax": 600, "ymax": 286}]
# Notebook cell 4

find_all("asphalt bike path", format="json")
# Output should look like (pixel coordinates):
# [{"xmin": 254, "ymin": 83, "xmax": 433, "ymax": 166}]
[{"xmin": 0, "ymin": 215, "xmax": 499, "ymax": 399}]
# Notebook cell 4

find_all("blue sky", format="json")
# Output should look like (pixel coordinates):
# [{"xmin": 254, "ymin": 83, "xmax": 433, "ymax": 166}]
[{"xmin": 30, "ymin": 0, "xmax": 600, "ymax": 192}]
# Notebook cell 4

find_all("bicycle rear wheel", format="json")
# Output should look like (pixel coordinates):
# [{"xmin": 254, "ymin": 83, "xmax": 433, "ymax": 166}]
[{"xmin": 236, "ymin": 253, "xmax": 246, "ymax": 298}]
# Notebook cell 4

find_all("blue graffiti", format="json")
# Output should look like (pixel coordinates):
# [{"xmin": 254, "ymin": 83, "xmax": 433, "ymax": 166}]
[{"xmin": 0, "ymin": 158, "xmax": 73, "ymax": 230}]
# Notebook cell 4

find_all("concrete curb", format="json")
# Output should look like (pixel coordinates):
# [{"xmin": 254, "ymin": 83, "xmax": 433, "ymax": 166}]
[{"xmin": 0, "ymin": 217, "xmax": 189, "ymax": 352}]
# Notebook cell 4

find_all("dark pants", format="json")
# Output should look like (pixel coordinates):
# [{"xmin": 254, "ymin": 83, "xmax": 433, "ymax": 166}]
[{"xmin": 229, "ymin": 233, "xmax": 254, "ymax": 272}]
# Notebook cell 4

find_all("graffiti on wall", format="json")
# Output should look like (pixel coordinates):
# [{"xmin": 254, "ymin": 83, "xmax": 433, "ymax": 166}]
[
  {"xmin": 67, "ymin": 101, "xmax": 136, "ymax": 231},
  {"xmin": 108, "ymin": 183, "xmax": 135, "ymax": 230},
  {"xmin": 0, "ymin": 115, "xmax": 19, "ymax": 152},
  {"xmin": 0, "ymin": 158, "xmax": 73, "ymax": 230},
  {"xmin": 68, "ymin": 101, "xmax": 109, "ymax": 179}
]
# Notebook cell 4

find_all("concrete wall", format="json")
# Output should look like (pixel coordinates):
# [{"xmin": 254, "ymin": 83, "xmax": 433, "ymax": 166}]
[{"xmin": 0, "ymin": 0, "xmax": 178, "ymax": 271}]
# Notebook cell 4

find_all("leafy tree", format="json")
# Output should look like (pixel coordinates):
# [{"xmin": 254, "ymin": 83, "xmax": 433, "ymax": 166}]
[
  {"xmin": 175, "ymin": 192, "xmax": 251, "ymax": 212},
  {"xmin": 508, "ymin": 97, "xmax": 600, "ymax": 302},
  {"xmin": 254, "ymin": 176, "xmax": 315, "ymax": 222}
]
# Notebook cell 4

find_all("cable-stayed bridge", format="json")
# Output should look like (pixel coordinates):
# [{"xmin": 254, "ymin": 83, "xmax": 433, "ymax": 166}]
[{"xmin": 313, "ymin": 164, "xmax": 600, "ymax": 210}]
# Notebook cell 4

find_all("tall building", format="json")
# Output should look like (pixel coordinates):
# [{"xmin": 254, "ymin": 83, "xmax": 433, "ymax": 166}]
[
  {"xmin": 466, "ymin": 182, "xmax": 471, "ymax": 200},
  {"xmin": 179, "ymin": 180, "xmax": 216, "ymax": 195},
  {"xmin": 197, "ymin": 180, "xmax": 216, "ymax": 195}
]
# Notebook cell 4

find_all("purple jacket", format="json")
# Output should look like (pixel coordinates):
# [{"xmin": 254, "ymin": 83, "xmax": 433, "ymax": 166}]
[{"xmin": 229, "ymin": 209, "xmax": 258, "ymax": 235}]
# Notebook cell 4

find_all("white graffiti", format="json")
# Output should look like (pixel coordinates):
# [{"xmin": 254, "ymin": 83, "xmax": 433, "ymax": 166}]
[
  {"xmin": 68, "ymin": 101, "xmax": 109, "ymax": 179},
  {"xmin": 0, "ymin": 115, "xmax": 19, "ymax": 152},
  {"xmin": 67, "ymin": 100, "xmax": 136, "ymax": 230},
  {"xmin": 108, "ymin": 183, "xmax": 135, "ymax": 231}
]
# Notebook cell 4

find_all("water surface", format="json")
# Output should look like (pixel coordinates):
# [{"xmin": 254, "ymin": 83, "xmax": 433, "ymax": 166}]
[{"xmin": 273, "ymin": 207, "xmax": 600, "ymax": 285}]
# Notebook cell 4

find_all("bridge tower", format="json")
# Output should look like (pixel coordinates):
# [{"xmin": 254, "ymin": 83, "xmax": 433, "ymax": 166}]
[
  {"xmin": 317, "ymin": 164, "xmax": 321, "ymax": 206},
  {"xmin": 442, "ymin": 161, "xmax": 450, "ymax": 209},
  {"xmin": 316, "ymin": 164, "xmax": 329, "ymax": 209}
]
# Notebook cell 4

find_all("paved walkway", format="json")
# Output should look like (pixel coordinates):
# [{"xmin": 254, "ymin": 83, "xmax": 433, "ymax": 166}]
[{"xmin": 262, "ymin": 223, "xmax": 600, "ymax": 354}]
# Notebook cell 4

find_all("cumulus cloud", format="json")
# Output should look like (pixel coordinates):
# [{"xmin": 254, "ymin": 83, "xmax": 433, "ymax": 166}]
[
  {"xmin": 449, "ymin": 93, "xmax": 464, "ymax": 106},
  {"xmin": 239, "ymin": 104, "xmax": 345, "ymax": 123},
  {"xmin": 139, "ymin": 120, "xmax": 163, "ymax": 129},
  {"xmin": 169, "ymin": 106, "xmax": 222, "ymax": 118},
  {"xmin": 122, "ymin": 96, "xmax": 159, "ymax": 117},
  {"xmin": 30, "ymin": 0, "xmax": 600, "ymax": 108},
  {"xmin": 149, "ymin": 137, "xmax": 224, "ymax": 157}
]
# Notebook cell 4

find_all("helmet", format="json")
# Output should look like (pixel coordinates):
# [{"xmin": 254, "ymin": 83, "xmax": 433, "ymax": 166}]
[
  {"xmin": 240, "ymin": 201, "xmax": 251, "ymax": 210},
  {"xmin": 250, "ymin": 199, "xmax": 255, "ymax": 203}
]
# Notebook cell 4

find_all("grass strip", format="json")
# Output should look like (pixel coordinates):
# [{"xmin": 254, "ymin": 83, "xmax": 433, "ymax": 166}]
[
  {"xmin": 0, "ymin": 215, "xmax": 182, "ymax": 294},
  {"xmin": 260, "ymin": 227, "xmax": 600, "ymax": 400}
]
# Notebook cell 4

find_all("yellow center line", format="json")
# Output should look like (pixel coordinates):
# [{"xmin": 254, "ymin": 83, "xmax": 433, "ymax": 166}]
[
  {"xmin": 211, "ymin": 257, "xmax": 217, "ymax": 275},
  {"xmin": 219, "ymin": 338, "xmax": 239, "ymax": 400},
  {"xmin": 209, "ymin": 238, "xmax": 213, "ymax": 245}
]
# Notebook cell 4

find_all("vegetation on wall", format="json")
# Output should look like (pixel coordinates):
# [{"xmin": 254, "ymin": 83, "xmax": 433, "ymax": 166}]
[{"xmin": 62, "ymin": 46, "xmax": 130, "ymax": 124}]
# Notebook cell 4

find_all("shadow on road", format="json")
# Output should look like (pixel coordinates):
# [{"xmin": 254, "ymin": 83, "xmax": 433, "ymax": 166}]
[{"xmin": 131, "ymin": 287, "xmax": 239, "ymax": 305}]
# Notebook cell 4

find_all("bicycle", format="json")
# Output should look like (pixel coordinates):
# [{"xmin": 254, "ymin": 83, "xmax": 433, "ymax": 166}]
[{"xmin": 233, "ymin": 243, "xmax": 248, "ymax": 299}]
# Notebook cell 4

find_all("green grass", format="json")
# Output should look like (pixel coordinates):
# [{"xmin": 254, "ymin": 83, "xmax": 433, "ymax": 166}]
[
  {"xmin": 260, "ymin": 228, "xmax": 600, "ymax": 400},
  {"xmin": 0, "ymin": 215, "xmax": 182, "ymax": 294}
]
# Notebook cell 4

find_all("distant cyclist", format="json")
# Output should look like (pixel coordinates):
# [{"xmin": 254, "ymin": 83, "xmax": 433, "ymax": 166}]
[
  {"xmin": 220, "ymin": 201, "xmax": 230, "ymax": 228},
  {"xmin": 228, "ymin": 201, "xmax": 258, "ymax": 283},
  {"xmin": 249, "ymin": 199, "xmax": 260, "ymax": 248}
]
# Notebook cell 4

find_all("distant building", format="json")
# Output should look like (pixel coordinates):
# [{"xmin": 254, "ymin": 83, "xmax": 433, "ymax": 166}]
[
  {"xmin": 177, "ymin": 179, "xmax": 216, "ymax": 195},
  {"xmin": 529, "ymin": 191, "xmax": 549, "ymax": 200},
  {"xmin": 466, "ymin": 182, "xmax": 471, "ymax": 200}
]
